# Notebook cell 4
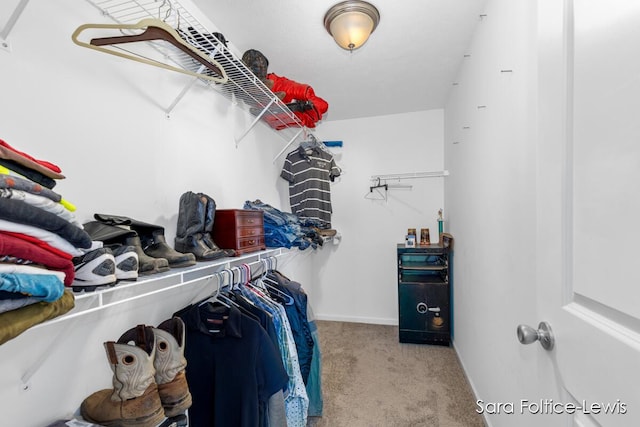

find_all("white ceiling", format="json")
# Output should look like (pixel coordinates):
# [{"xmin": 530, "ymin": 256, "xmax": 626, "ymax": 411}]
[{"xmin": 192, "ymin": 0, "xmax": 488, "ymax": 122}]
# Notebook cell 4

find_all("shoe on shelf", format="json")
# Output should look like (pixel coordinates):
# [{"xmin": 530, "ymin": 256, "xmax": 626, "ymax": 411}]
[
  {"xmin": 111, "ymin": 245, "xmax": 139, "ymax": 282},
  {"xmin": 72, "ymin": 247, "xmax": 117, "ymax": 292},
  {"xmin": 125, "ymin": 236, "xmax": 170, "ymax": 276},
  {"xmin": 141, "ymin": 231, "xmax": 197, "ymax": 269}
]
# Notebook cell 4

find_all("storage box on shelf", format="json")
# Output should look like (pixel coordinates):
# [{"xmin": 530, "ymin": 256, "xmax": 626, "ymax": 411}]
[{"xmin": 211, "ymin": 209, "xmax": 266, "ymax": 256}]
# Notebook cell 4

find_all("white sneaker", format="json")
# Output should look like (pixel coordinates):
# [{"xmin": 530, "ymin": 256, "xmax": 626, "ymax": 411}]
[
  {"xmin": 112, "ymin": 245, "xmax": 139, "ymax": 282},
  {"xmin": 72, "ymin": 247, "xmax": 117, "ymax": 292}
]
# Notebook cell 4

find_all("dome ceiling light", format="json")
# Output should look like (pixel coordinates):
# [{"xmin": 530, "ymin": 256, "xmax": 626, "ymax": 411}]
[{"xmin": 324, "ymin": 1, "xmax": 380, "ymax": 52}]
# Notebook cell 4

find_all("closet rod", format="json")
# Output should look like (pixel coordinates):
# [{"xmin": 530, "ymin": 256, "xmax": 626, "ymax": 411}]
[
  {"xmin": 371, "ymin": 170, "xmax": 450, "ymax": 181},
  {"xmin": 32, "ymin": 248, "xmax": 287, "ymax": 330}
]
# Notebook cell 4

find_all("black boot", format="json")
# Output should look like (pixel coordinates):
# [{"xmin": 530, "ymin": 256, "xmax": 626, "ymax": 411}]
[
  {"xmin": 175, "ymin": 192, "xmax": 228, "ymax": 261},
  {"xmin": 139, "ymin": 229, "xmax": 197, "ymax": 269},
  {"xmin": 124, "ymin": 235, "xmax": 171, "ymax": 276}
]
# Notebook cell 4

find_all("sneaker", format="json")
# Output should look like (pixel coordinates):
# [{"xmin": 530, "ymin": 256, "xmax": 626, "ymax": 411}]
[
  {"xmin": 72, "ymin": 247, "xmax": 117, "ymax": 292},
  {"xmin": 112, "ymin": 245, "xmax": 139, "ymax": 282}
]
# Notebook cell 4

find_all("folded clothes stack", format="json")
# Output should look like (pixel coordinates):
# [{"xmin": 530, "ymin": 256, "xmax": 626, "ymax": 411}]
[{"xmin": 0, "ymin": 138, "xmax": 85, "ymax": 345}]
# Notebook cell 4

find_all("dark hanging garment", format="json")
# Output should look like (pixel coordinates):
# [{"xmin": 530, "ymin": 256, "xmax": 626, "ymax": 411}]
[
  {"xmin": 174, "ymin": 303, "xmax": 288, "ymax": 427},
  {"xmin": 265, "ymin": 271, "xmax": 315, "ymax": 385}
]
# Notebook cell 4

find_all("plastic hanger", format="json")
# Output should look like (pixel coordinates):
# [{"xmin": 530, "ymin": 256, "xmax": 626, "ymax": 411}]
[
  {"xmin": 198, "ymin": 271, "xmax": 230, "ymax": 308},
  {"xmin": 71, "ymin": 18, "xmax": 228, "ymax": 83},
  {"xmin": 259, "ymin": 259, "xmax": 294, "ymax": 306},
  {"xmin": 365, "ymin": 177, "xmax": 388, "ymax": 201}
]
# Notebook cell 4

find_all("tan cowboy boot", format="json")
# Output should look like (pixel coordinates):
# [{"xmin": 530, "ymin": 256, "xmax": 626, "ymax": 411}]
[
  {"xmin": 80, "ymin": 325, "xmax": 165, "ymax": 427},
  {"xmin": 153, "ymin": 317, "xmax": 192, "ymax": 418}
]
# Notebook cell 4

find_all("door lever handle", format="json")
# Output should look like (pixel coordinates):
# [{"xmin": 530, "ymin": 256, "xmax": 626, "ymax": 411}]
[{"xmin": 517, "ymin": 321, "xmax": 554, "ymax": 350}]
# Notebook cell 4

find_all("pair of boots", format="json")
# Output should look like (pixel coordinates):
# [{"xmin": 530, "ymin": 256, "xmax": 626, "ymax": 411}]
[
  {"xmin": 84, "ymin": 214, "xmax": 197, "ymax": 275},
  {"xmin": 81, "ymin": 317, "xmax": 192, "ymax": 427},
  {"xmin": 175, "ymin": 192, "xmax": 233, "ymax": 261}
]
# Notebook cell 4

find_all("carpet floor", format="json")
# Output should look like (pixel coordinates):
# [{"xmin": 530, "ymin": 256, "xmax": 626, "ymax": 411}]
[{"xmin": 306, "ymin": 321, "xmax": 485, "ymax": 427}]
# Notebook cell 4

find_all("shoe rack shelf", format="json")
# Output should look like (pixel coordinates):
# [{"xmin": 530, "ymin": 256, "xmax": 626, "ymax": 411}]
[
  {"xmin": 80, "ymin": 0, "xmax": 307, "ymax": 159},
  {"xmin": 36, "ymin": 247, "xmax": 287, "ymax": 330}
]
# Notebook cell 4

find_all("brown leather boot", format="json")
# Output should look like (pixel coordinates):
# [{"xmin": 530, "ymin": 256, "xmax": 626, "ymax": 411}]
[
  {"xmin": 80, "ymin": 326, "xmax": 165, "ymax": 427},
  {"xmin": 153, "ymin": 317, "xmax": 192, "ymax": 418}
]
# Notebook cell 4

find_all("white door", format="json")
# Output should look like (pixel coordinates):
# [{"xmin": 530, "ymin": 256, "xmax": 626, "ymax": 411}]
[{"xmin": 536, "ymin": 1, "xmax": 640, "ymax": 425}]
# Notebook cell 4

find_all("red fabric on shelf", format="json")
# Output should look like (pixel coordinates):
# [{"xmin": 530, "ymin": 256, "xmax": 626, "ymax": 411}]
[
  {"xmin": 0, "ymin": 232, "xmax": 75, "ymax": 285},
  {"xmin": 0, "ymin": 139, "xmax": 63, "ymax": 174}
]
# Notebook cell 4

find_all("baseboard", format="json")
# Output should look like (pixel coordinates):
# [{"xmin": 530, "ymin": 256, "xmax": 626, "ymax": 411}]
[
  {"xmin": 452, "ymin": 340, "xmax": 491, "ymax": 427},
  {"xmin": 314, "ymin": 313, "xmax": 398, "ymax": 326}
]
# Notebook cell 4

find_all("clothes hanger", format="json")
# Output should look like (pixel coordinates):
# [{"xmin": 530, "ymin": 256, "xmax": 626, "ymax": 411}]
[
  {"xmin": 259, "ymin": 259, "xmax": 294, "ymax": 306},
  {"xmin": 197, "ymin": 272, "xmax": 230, "ymax": 308},
  {"xmin": 71, "ymin": 18, "xmax": 229, "ymax": 84},
  {"xmin": 299, "ymin": 134, "xmax": 325, "ymax": 153},
  {"xmin": 365, "ymin": 177, "xmax": 388, "ymax": 201}
]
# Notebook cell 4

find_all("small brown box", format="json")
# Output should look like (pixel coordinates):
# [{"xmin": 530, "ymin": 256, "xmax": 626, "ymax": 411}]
[{"xmin": 211, "ymin": 209, "xmax": 266, "ymax": 256}]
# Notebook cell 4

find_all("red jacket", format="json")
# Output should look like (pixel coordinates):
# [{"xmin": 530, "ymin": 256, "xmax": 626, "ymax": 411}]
[{"xmin": 266, "ymin": 73, "xmax": 329, "ymax": 128}]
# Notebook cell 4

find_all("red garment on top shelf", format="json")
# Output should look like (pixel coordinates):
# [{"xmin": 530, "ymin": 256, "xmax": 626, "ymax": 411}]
[{"xmin": 265, "ymin": 73, "xmax": 329, "ymax": 129}]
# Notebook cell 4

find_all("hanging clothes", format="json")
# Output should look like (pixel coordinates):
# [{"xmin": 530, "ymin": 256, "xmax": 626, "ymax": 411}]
[
  {"xmin": 280, "ymin": 145, "xmax": 341, "ymax": 229},
  {"xmin": 263, "ymin": 271, "xmax": 315, "ymax": 385},
  {"xmin": 262, "ymin": 270, "xmax": 323, "ymax": 416},
  {"xmin": 237, "ymin": 282, "xmax": 310, "ymax": 427},
  {"xmin": 174, "ymin": 302, "xmax": 289, "ymax": 427}
]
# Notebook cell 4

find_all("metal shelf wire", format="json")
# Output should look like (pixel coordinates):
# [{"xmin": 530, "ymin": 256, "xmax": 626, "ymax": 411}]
[{"xmin": 83, "ymin": 0, "xmax": 308, "ymax": 153}]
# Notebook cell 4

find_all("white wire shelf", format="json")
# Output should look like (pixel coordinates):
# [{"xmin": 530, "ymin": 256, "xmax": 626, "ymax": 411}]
[{"xmin": 82, "ymin": 0, "xmax": 308, "ymax": 152}]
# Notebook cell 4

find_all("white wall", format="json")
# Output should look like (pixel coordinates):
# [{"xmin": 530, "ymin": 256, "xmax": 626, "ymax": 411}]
[
  {"xmin": 444, "ymin": 0, "xmax": 548, "ymax": 426},
  {"xmin": 310, "ymin": 110, "xmax": 445, "ymax": 325},
  {"xmin": 0, "ymin": 0, "xmax": 315, "ymax": 425}
]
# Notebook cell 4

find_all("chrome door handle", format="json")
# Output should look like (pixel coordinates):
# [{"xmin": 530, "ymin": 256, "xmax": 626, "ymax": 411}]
[{"xmin": 517, "ymin": 321, "xmax": 555, "ymax": 350}]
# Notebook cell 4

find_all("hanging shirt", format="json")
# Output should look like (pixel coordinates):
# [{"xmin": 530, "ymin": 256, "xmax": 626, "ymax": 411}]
[
  {"xmin": 239, "ymin": 284, "xmax": 309, "ymax": 427},
  {"xmin": 175, "ymin": 303, "xmax": 289, "ymax": 427},
  {"xmin": 281, "ymin": 146, "xmax": 341, "ymax": 228}
]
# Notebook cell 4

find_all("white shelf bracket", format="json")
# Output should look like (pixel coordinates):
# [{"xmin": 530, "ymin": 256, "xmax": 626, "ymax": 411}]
[
  {"xmin": 234, "ymin": 97, "xmax": 278, "ymax": 147},
  {"xmin": 165, "ymin": 74, "xmax": 202, "ymax": 117},
  {"xmin": 1, "ymin": 0, "xmax": 31, "ymax": 52},
  {"xmin": 272, "ymin": 128, "xmax": 304, "ymax": 163}
]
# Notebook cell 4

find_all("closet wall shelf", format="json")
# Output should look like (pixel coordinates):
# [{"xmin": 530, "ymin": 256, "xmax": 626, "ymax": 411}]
[
  {"xmin": 19, "ymin": 247, "xmax": 291, "ymax": 392},
  {"xmin": 37, "ymin": 247, "xmax": 287, "ymax": 330},
  {"xmin": 80, "ymin": 0, "xmax": 308, "ymax": 152}
]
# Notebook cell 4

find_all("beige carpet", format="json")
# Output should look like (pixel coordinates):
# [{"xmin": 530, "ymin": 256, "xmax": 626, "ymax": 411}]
[{"xmin": 307, "ymin": 321, "xmax": 485, "ymax": 427}]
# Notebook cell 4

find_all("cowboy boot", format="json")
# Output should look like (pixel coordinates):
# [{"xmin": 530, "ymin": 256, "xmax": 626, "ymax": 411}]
[
  {"xmin": 80, "ymin": 326, "xmax": 165, "ymax": 427},
  {"xmin": 175, "ymin": 191, "xmax": 227, "ymax": 260},
  {"xmin": 152, "ymin": 317, "xmax": 192, "ymax": 418}
]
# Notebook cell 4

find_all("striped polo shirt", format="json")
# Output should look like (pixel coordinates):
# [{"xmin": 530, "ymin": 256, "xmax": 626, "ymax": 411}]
[{"xmin": 281, "ymin": 146, "xmax": 341, "ymax": 227}]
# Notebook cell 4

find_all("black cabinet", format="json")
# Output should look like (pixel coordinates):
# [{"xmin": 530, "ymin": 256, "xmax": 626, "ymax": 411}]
[{"xmin": 397, "ymin": 243, "xmax": 452, "ymax": 346}]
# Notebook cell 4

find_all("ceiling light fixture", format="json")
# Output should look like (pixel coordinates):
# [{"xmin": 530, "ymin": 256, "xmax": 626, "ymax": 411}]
[{"xmin": 324, "ymin": 0, "xmax": 380, "ymax": 52}]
